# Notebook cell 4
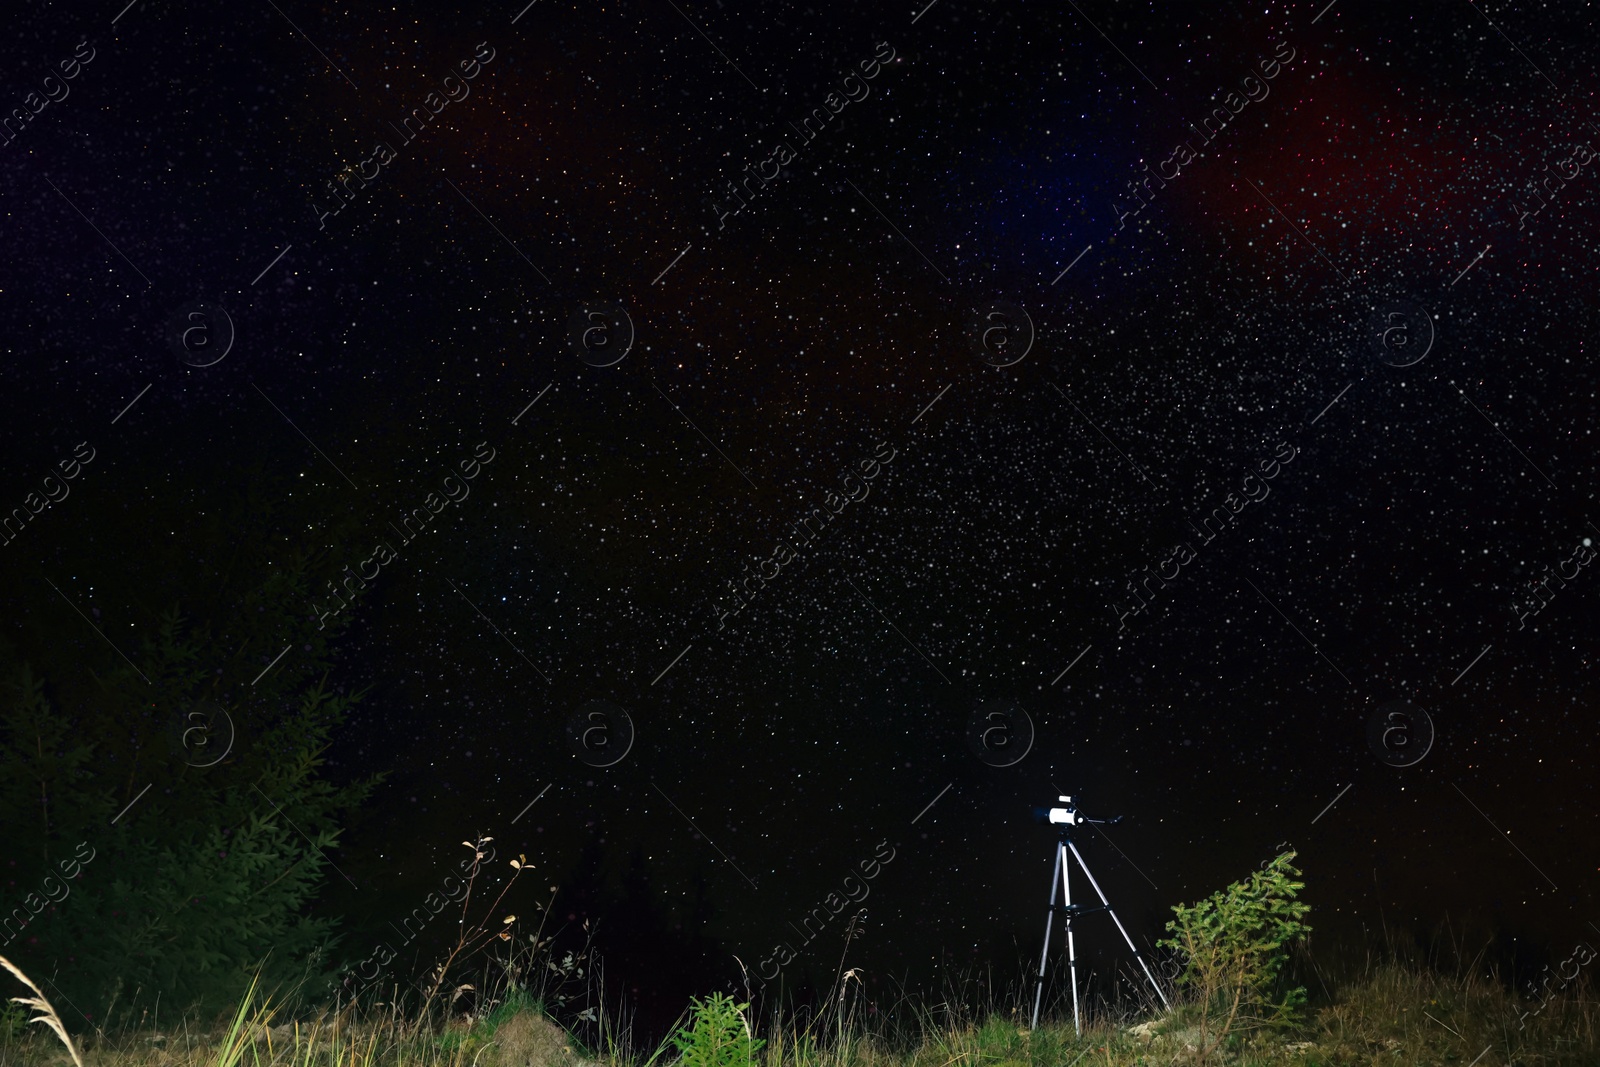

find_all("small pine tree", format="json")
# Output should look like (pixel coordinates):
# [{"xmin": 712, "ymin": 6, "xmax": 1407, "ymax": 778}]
[
  {"xmin": 1157, "ymin": 850, "xmax": 1312, "ymax": 1060},
  {"xmin": 671, "ymin": 993, "xmax": 763, "ymax": 1067}
]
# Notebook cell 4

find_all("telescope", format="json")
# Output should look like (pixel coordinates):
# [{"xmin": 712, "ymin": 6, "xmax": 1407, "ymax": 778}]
[
  {"xmin": 1038, "ymin": 795, "xmax": 1124, "ymax": 827},
  {"xmin": 1029, "ymin": 794, "xmax": 1166, "ymax": 1033}
]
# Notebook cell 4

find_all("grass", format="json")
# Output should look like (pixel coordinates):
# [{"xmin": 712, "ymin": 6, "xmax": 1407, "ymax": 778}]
[{"xmin": 3, "ymin": 942, "xmax": 1597, "ymax": 1067}]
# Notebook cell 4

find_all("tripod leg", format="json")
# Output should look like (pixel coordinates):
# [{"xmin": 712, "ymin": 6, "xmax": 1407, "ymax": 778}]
[
  {"xmin": 1062, "ymin": 844, "xmax": 1081, "ymax": 1036},
  {"xmin": 1029, "ymin": 840, "xmax": 1064, "ymax": 1029},
  {"xmin": 1066, "ymin": 840, "xmax": 1171, "ymax": 1009}
]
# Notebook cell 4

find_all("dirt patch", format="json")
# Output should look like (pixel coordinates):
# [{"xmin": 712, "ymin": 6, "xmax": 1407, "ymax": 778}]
[{"xmin": 483, "ymin": 1012, "xmax": 579, "ymax": 1067}]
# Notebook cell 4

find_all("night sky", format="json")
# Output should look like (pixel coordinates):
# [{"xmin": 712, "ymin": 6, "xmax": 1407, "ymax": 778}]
[{"xmin": 3, "ymin": 0, "xmax": 1599, "ymax": 1039}]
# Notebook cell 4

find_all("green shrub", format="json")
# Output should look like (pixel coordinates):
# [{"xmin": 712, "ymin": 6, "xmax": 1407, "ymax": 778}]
[
  {"xmin": 671, "ymin": 993, "xmax": 763, "ymax": 1067},
  {"xmin": 1158, "ymin": 850, "xmax": 1312, "ymax": 1060},
  {"xmin": 0, "ymin": 998, "xmax": 28, "ymax": 1042}
]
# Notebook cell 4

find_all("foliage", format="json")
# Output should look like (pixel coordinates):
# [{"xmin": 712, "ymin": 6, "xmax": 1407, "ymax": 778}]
[
  {"xmin": 1157, "ymin": 850, "xmax": 1311, "ymax": 1060},
  {"xmin": 0, "ymin": 530, "xmax": 383, "ymax": 1020},
  {"xmin": 10, "ymin": 944, "xmax": 1600, "ymax": 1067},
  {"xmin": 670, "ymin": 993, "xmax": 763, "ymax": 1067},
  {"xmin": 0, "ymin": 997, "xmax": 27, "ymax": 1042}
]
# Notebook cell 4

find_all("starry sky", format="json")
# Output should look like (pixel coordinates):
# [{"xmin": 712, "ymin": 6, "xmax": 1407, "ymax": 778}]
[{"xmin": 3, "ymin": 0, "xmax": 1600, "ymax": 1038}]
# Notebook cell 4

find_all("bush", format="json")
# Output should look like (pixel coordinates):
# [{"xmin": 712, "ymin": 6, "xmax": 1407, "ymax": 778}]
[{"xmin": 1157, "ymin": 850, "xmax": 1311, "ymax": 1060}]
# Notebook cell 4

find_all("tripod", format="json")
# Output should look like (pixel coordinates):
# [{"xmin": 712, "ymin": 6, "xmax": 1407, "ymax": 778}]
[{"xmin": 1029, "ymin": 797, "xmax": 1169, "ymax": 1033}]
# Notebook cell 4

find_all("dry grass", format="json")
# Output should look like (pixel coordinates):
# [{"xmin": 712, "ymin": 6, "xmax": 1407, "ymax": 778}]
[{"xmin": 2, "ymin": 948, "xmax": 1597, "ymax": 1067}]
